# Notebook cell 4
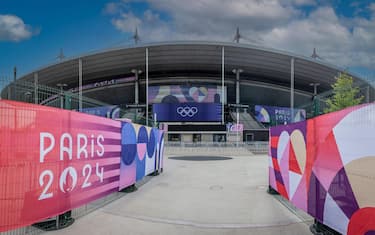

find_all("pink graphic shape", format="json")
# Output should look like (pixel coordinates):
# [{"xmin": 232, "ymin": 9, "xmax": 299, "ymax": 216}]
[
  {"xmin": 119, "ymin": 161, "xmax": 136, "ymax": 190},
  {"xmin": 291, "ymin": 174, "xmax": 308, "ymax": 211},
  {"xmin": 137, "ymin": 143, "xmax": 147, "ymax": 161},
  {"xmin": 289, "ymin": 171, "xmax": 302, "ymax": 199},
  {"xmin": 312, "ymin": 131, "xmax": 344, "ymax": 191},
  {"xmin": 277, "ymin": 131, "xmax": 290, "ymax": 164},
  {"xmin": 279, "ymin": 141, "xmax": 290, "ymax": 196}
]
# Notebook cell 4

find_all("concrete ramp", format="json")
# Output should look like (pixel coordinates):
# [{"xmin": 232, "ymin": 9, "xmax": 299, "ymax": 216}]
[{"xmin": 46, "ymin": 153, "xmax": 312, "ymax": 235}]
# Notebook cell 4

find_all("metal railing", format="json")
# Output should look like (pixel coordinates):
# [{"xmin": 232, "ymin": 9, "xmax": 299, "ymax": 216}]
[
  {"xmin": 165, "ymin": 141, "xmax": 269, "ymax": 154},
  {"xmin": 0, "ymin": 78, "xmax": 109, "ymax": 110},
  {"xmin": 0, "ymin": 77, "xmax": 158, "ymax": 127}
]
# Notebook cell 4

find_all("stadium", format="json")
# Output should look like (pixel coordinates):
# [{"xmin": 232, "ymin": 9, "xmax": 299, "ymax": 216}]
[{"xmin": 5, "ymin": 41, "xmax": 374, "ymax": 142}]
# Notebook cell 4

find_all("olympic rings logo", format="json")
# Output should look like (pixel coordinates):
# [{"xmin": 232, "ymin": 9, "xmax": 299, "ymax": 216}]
[{"xmin": 176, "ymin": 106, "xmax": 198, "ymax": 117}]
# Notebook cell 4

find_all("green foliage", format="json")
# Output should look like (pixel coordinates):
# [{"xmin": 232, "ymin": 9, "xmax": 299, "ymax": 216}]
[{"xmin": 324, "ymin": 73, "xmax": 364, "ymax": 113}]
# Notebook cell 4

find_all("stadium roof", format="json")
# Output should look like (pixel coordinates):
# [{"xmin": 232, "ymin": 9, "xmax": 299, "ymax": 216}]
[{"xmin": 19, "ymin": 41, "xmax": 370, "ymax": 93}]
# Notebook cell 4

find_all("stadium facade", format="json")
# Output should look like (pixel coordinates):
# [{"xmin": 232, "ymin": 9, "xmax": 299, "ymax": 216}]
[{"xmin": 12, "ymin": 41, "xmax": 374, "ymax": 142}]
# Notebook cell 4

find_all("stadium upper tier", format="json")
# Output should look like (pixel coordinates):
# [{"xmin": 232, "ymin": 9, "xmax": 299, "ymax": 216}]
[{"xmin": 17, "ymin": 41, "xmax": 373, "ymax": 106}]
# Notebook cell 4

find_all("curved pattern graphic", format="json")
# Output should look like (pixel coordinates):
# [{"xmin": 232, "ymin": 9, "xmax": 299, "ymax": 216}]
[
  {"xmin": 348, "ymin": 208, "xmax": 375, "ymax": 235},
  {"xmin": 147, "ymin": 129, "xmax": 156, "ymax": 158},
  {"xmin": 189, "ymin": 87, "xmax": 208, "ymax": 102},
  {"xmin": 137, "ymin": 126, "xmax": 148, "ymax": 161},
  {"xmin": 158, "ymin": 133, "xmax": 165, "ymax": 169},
  {"xmin": 274, "ymin": 129, "xmax": 307, "ymax": 200},
  {"xmin": 260, "ymin": 108, "xmax": 270, "ymax": 122},
  {"xmin": 121, "ymin": 123, "xmax": 137, "ymax": 166}
]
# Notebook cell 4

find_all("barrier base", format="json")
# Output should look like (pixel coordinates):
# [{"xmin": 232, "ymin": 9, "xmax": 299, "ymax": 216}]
[
  {"xmin": 151, "ymin": 170, "xmax": 160, "ymax": 176},
  {"xmin": 310, "ymin": 219, "xmax": 341, "ymax": 235},
  {"xmin": 121, "ymin": 184, "xmax": 137, "ymax": 193},
  {"xmin": 267, "ymin": 186, "xmax": 279, "ymax": 195},
  {"xmin": 33, "ymin": 211, "xmax": 74, "ymax": 231}
]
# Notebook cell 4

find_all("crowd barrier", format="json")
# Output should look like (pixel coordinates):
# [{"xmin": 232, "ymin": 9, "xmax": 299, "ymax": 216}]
[
  {"xmin": 269, "ymin": 103, "xmax": 375, "ymax": 234},
  {"xmin": 0, "ymin": 100, "xmax": 165, "ymax": 232}
]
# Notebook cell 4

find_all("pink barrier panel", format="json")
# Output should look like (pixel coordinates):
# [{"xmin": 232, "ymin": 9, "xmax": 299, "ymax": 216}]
[
  {"xmin": 0, "ymin": 100, "xmax": 165, "ymax": 232},
  {"xmin": 269, "ymin": 103, "xmax": 375, "ymax": 235}
]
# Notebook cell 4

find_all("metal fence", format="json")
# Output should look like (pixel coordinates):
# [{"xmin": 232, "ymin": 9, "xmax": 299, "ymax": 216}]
[
  {"xmin": 297, "ymin": 76, "xmax": 375, "ymax": 119},
  {"xmin": 0, "ymin": 78, "xmax": 109, "ymax": 110},
  {"xmin": 0, "ymin": 77, "xmax": 157, "ymax": 235},
  {"xmin": 0, "ymin": 77, "xmax": 158, "ymax": 127},
  {"xmin": 165, "ymin": 141, "xmax": 269, "ymax": 154}
]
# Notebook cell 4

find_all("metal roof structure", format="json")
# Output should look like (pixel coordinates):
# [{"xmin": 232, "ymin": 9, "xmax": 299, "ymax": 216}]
[{"xmin": 18, "ymin": 41, "xmax": 371, "ymax": 103}]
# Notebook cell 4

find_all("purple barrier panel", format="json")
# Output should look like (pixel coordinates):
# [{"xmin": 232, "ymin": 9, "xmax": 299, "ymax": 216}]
[
  {"xmin": 119, "ymin": 122, "xmax": 137, "ymax": 190},
  {"xmin": 269, "ymin": 103, "xmax": 375, "ymax": 235}
]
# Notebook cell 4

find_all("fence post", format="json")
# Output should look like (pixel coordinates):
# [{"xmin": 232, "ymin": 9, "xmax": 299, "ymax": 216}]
[{"xmin": 34, "ymin": 73, "xmax": 38, "ymax": 104}]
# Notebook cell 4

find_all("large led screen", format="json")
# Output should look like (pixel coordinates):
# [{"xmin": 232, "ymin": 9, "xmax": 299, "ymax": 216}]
[{"xmin": 148, "ymin": 85, "xmax": 226, "ymax": 104}]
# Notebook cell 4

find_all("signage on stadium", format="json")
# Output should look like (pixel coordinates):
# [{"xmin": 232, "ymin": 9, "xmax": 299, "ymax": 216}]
[
  {"xmin": 255, "ymin": 105, "xmax": 306, "ymax": 124},
  {"xmin": 152, "ymin": 103, "xmax": 221, "ymax": 122}
]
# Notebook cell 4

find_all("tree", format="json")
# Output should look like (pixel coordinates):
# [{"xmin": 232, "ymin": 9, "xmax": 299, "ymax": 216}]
[{"xmin": 324, "ymin": 73, "xmax": 364, "ymax": 113}]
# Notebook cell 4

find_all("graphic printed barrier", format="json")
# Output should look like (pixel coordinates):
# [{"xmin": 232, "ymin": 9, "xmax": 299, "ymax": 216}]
[
  {"xmin": 118, "ymin": 123, "xmax": 164, "ymax": 190},
  {"xmin": 0, "ymin": 100, "xmax": 164, "ymax": 232},
  {"xmin": 269, "ymin": 103, "xmax": 375, "ymax": 235}
]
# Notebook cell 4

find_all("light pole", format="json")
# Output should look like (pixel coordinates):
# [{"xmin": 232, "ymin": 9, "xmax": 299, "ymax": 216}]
[
  {"xmin": 232, "ymin": 68, "xmax": 243, "ymax": 147},
  {"xmin": 56, "ymin": 83, "xmax": 68, "ymax": 109},
  {"xmin": 131, "ymin": 69, "xmax": 143, "ymax": 122},
  {"xmin": 131, "ymin": 69, "xmax": 143, "ymax": 105},
  {"xmin": 310, "ymin": 83, "xmax": 320, "ymax": 116}
]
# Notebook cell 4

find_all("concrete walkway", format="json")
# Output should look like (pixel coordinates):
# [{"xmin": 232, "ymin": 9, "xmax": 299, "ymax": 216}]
[{"xmin": 46, "ymin": 153, "xmax": 312, "ymax": 235}]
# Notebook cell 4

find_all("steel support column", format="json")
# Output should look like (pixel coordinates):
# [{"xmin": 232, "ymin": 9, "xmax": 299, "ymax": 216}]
[
  {"xmin": 79, "ymin": 58, "xmax": 83, "ymax": 112},
  {"xmin": 146, "ymin": 48, "xmax": 149, "ymax": 126},
  {"xmin": 290, "ymin": 57, "xmax": 295, "ymax": 118},
  {"xmin": 34, "ymin": 73, "xmax": 38, "ymax": 104},
  {"xmin": 221, "ymin": 46, "xmax": 225, "ymax": 125}
]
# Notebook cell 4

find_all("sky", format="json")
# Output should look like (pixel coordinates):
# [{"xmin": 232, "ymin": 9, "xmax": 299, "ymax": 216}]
[{"xmin": 0, "ymin": 0, "xmax": 374, "ymax": 80}]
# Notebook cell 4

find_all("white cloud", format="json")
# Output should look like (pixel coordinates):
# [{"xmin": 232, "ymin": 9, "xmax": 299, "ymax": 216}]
[
  {"xmin": 0, "ymin": 14, "xmax": 35, "ymax": 42},
  {"xmin": 369, "ymin": 3, "xmax": 375, "ymax": 12},
  {"xmin": 104, "ymin": 2, "xmax": 120, "ymax": 15},
  {"xmin": 149, "ymin": 0, "xmax": 300, "ymax": 32},
  {"xmin": 262, "ymin": 6, "xmax": 375, "ymax": 68},
  {"xmin": 109, "ymin": 0, "xmax": 300, "ymax": 42},
  {"xmin": 262, "ymin": 7, "xmax": 352, "ymax": 62},
  {"xmin": 112, "ymin": 12, "xmax": 142, "ymax": 32},
  {"xmin": 106, "ymin": 0, "xmax": 375, "ymax": 69},
  {"xmin": 282, "ymin": 0, "xmax": 316, "ymax": 6}
]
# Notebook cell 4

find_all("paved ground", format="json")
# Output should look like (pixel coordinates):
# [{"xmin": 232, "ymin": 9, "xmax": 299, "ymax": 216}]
[{"xmin": 46, "ymin": 152, "xmax": 313, "ymax": 235}]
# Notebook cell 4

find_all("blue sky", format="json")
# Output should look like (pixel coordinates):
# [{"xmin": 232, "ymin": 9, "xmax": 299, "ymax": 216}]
[{"xmin": 0, "ymin": 0, "xmax": 374, "ymax": 80}]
